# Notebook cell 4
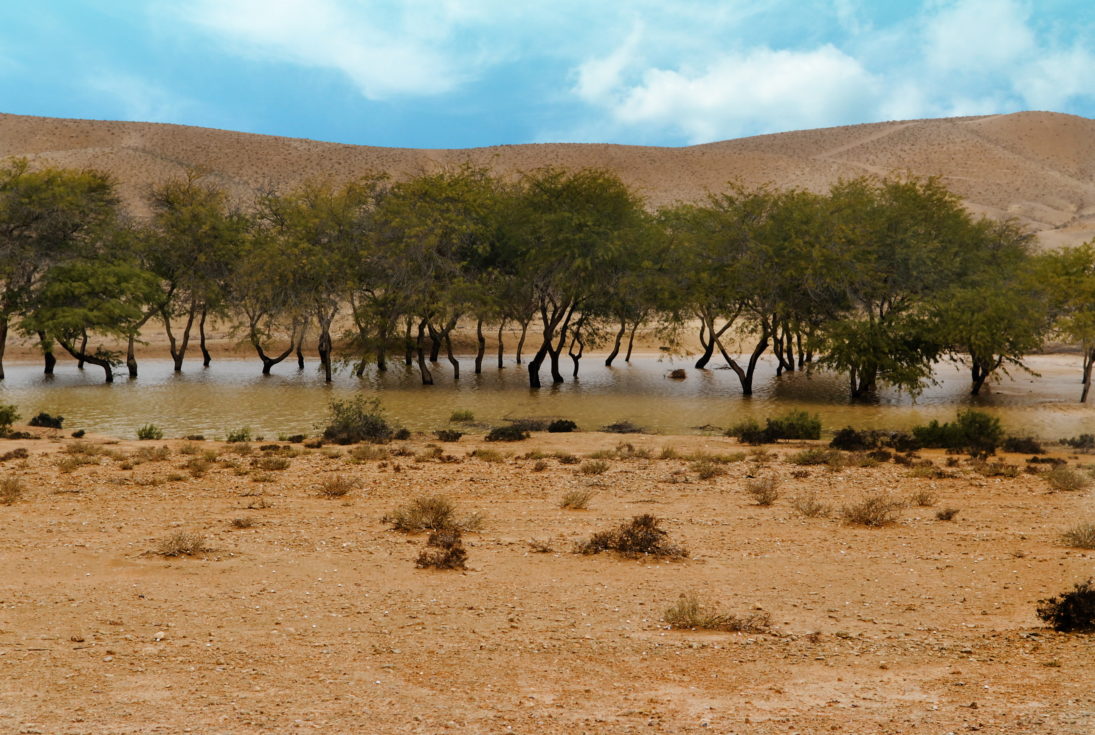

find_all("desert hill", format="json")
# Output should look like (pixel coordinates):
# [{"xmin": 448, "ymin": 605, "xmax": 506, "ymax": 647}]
[{"xmin": 1, "ymin": 110, "xmax": 1092, "ymax": 247}]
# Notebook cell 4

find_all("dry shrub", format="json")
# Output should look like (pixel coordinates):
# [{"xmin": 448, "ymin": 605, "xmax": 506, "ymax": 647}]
[
  {"xmin": 318, "ymin": 475, "xmax": 359, "ymax": 498},
  {"xmin": 254, "ymin": 456, "xmax": 290, "ymax": 471},
  {"xmin": 230, "ymin": 516, "xmax": 255, "ymax": 529},
  {"xmin": 841, "ymin": 495, "xmax": 901, "ymax": 527},
  {"xmin": 1046, "ymin": 465, "xmax": 1092, "ymax": 492},
  {"xmin": 528, "ymin": 539, "xmax": 553, "ymax": 553},
  {"xmin": 470, "ymin": 448, "xmax": 505, "ymax": 463},
  {"xmin": 0, "ymin": 447, "xmax": 28, "ymax": 462},
  {"xmin": 1062, "ymin": 523, "xmax": 1095, "ymax": 549},
  {"xmin": 0, "ymin": 477, "xmax": 24, "ymax": 505},
  {"xmin": 184, "ymin": 457, "xmax": 212, "ymax": 478},
  {"xmin": 133, "ymin": 445, "xmax": 171, "ymax": 463},
  {"xmin": 576, "ymin": 514, "xmax": 687, "ymax": 558},
  {"xmin": 349, "ymin": 445, "xmax": 388, "ymax": 463},
  {"xmin": 935, "ymin": 507, "xmax": 960, "ymax": 521},
  {"xmin": 745, "ymin": 477, "xmax": 779, "ymax": 506},
  {"xmin": 580, "ymin": 459, "xmax": 609, "ymax": 475},
  {"xmin": 560, "ymin": 489, "xmax": 595, "ymax": 509},
  {"xmin": 1036, "ymin": 579, "xmax": 1095, "ymax": 633},
  {"xmin": 663, "ymin": 593, "xmax": 771, "ymax": 633},
  {"xmin": 909, "ymin": 489, "xmax": 937, "ymax": 507},
  {"xmin": 787, "ymin": 448, "xmax": 842, "ymax": 466},
  {"xmin": 970, "ymin": 459, "xmax": 1020, "ymax": 478},
  {"xmin": 415, "ymin": 529, "xmax": 468, "ymax": 570},
  {"xmin": 385, "ymin": 494, "xmax": 481, "ymax": 533},
  {"xmin": 554, "ymin": 452, "xmax": 580, "ymax": 465},
  {"xmin": 155, "ymin": 531, "xmax": 208, "ymax": 557},
  {"xmin": 692, "ymin": 459, "xmax": 727, "ymax": 480},
  {"xmin": 532, "ymin": 459, "xmax": 549, "ymax": 472},
  {"xmin": 659, "ymin": 447, "xmax": 681, "ymax": 460},
  {"xmin": 791, "ymin": 492, "xmax": 830, "ymax": 518}
]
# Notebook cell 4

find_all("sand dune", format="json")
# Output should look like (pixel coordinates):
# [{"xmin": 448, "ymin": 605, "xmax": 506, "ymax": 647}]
[{"xmin": 1, "ymin": 110, "xmax": 1092, "ymax": 247}]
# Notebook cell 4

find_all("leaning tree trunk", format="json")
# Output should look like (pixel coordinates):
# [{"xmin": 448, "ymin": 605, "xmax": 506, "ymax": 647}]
[
  {"xmin": 427, "ymin": 323, "xmax": 442, "ymax": 363},
  {"xmin": 722, "ymin": 332, "xmax": 769, "ymax": 396},
  {"xmin": 605, "ymin": 319, "xmax": 626, "ymax": 366},
  {"xmin": 624, "ymin": 322, "xmax": 639, "ymax": 363},
  {"xmin": 415, "ymin": 320, "xmax": 434, "ymax": 385},
  {"xmin": 515, "ymin": 318, "xmax": 531, "ymax": 365},
  {"xmin": 163, "ymin": 304, "xmax": 197, "ymax": 373},
  {"xmin": 124, "ymin": 309, "xmax": 157, "ymax": 379},
  {"xmin": 474, "ymin": 318, "xmax": 486, "ymax": 375},
  {"xmin": 37, "ymin": 332, "xmax": 56, "ymax": 375},
  {"xmin": 496, "ymin": 321, "xmax": 506, "ymax": 369},
  {"xmin": 0, "ymin": 315, "xmax": 8, "ymax": 380},
  {"xmin": 57, "ymin": 338, "xmax": 112, "ymax": 383},
  {"xmin": 444, "ymin": 334, "xmax": 460, "ymax": 380},
  {"xmin": 1080, "ymin": 347, "xmax": 1095, "ymax": 403},
  {"xmin": 199, "ymin": 307, "xmax": 212, "ymax": 367},
  {"xmin": 569, "ymin": 327, "xmax": 585, "ymax": 378}
]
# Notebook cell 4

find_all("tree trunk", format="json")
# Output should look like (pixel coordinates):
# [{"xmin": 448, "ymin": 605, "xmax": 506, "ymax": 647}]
[
  {"xmin": 127, "ymin": 334, "xmax": 138, "ymax": 378},
  {"xmin": 404, "ymin": 318, "xmax": 414, "ymax": 366},
  {"xmin": 38, "ymin": 332, "xmax": 56, "ymax": 375},
  {"xmin": 625, "ymin": 322, "xmax": 639, "ymax": 362},
  {"xmin": 428, "ymin": 323, "xmax": 442, "ymax": 363},
  {"xmin": 199, "ymin": 307, "xmax": 212, "ymax": 367},
  {"xmin": 0, "ymin": 316, "xmax": 7, "ymax": 380},
  {"xmin": 163, "ymin": 304, "xmax": 197, "ymax": 373},
  {"xmin": 296, "ymin": 322, "xmax": 307, "ymax": 370},
  {"xmin": 474, "ymin": 318, "xmax": 485, "ymax": 375},
  {"xmin": 248, "ymin": 320, "xmax": 295, "ymax": 375},
  {"xmin": 723, "ymin": 333, "xmax": 769, "ymax": 396},
  {"xmin": 527, "ymin": 342, "xmax": 549, "ymax": 389},
  {"xmin": 605, "ymin": 319, "xmax": 626, "ymax": 366},
  {"xmin": 1080, "ymin": 348, "xmax": 1094, "ymax": 403},
  {"xmin": 77, "ymin": 330, "xmax": 87, "ymax": 369},
  {"xmin": 317, "ymin": 317, "xmax": 334, "ymax": 383},
  {"xmin": 516, "ymin": 318, "xmax": 530, "ymax": 365},
  {"xmin": 57, "ymin": 338, "xmax": 112, "ymax": 382},
  {"xmin": 445, "ymin": 335, "xmax": 460, "ymax": 380},
  {"xmin": 569, "ymin": 329, "xmax": 585, "ymax": 378},
  {"xmin": 496, "ymin": 322, "xmax": 506, "ymax": 369},
  {"xmin": 415, "ymin": 319, "xmax": 434, "ymax": 385}
]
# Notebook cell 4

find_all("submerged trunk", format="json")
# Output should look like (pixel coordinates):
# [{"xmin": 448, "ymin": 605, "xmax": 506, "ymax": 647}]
[
  {"xmin": 1080, "ymin": 348, "xmax": 1095, "ymax": 403},
  {"xmin": 625, "ymin": 322, "xmax": 639, "ymax": 363},
  {"xmin": 199, "ymin": 307, "xmax": 212, "ymax": 367},
  {"xmin": 445, "ymin": 334, "xmax": 460, "ymax": 380},
  {"xmin": 427, "ymin": 323, "xmax": 442, "ymax": 363},
  {"xmin": 126, "ymin": 335, "xmax": 138, "ymax": 378},
  {"xmin": 496, "ymin": 321, "xmax": 506, "ymax": 369},
  {"xmin": 722, "ymin": 332, "xmax": 769, "ymax": 396},
  {"xmin": 57, "ymin": 338, "xmax": 113, "ymax": 383},
  {"xmin": 317, "ymin": 317, "xmax": 334, "ymax": 383},
  {"xmin": 415, "ymin": 319, "xmax": 434, "ymax": 385},
  {"xmin": 76, "ymin": 331, "xmax": 87, "ymax": 369},
  {"xmin": 38, "ymin": 331, "xmax": 56, "ymax": 375},
  {"xmin": 296, "ymin": 322, "xmax": 307, "ymax": 370},
  {"xmin": 474, "ymin": 318, "xmax": 485, "ymax": 375},
  {"xmin": 515, "ymin": 318, "xmax": 531, "ymax": 365},
  {"xmin": 404, "ymin": 318, "xmax": 414, "ymax": 366},
  {"xmin": 0, "ymin": 316, "xmax": 8, "ymax": 380},
  {"xmin": 163, "ymin": 303, "xmax": 197, "ymax": 373},
  {"xmin": 605, "ymin": 319, "xmax": 626, "ymax": 366},
  {"xmin": 569, "ymin": 327, "xmax": 585, "ymax": 378}
]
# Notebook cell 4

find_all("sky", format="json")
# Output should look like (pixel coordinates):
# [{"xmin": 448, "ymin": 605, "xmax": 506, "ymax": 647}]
[{"xmin": 0, "ymin": 0, "xmax": 1092, "ymax": 149}]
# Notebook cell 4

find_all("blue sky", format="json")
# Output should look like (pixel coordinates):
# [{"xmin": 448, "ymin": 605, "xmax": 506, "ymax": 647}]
[{"xmin": 0, "ymin": 1, "xmax": 1091, "ymax": 148}]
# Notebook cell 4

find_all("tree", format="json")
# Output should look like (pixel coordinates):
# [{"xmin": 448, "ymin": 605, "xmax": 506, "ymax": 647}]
[{"xmin": 1039, "ymin": 241, "xmax": 1095, "ymax": 401}]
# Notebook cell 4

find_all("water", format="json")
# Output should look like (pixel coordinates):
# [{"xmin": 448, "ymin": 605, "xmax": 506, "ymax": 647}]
[{"xmin": 0, "ymin": 353, "xmax": 1091, "ymax": 440}]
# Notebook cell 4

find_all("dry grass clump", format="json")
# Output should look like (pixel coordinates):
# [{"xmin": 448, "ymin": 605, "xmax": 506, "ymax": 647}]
[
  {"xmin": 692, "ymin": 459, "xmax": 727, "ymax": 480},
  {"xmin": 469, "ymin": 448, "xmax": 505, "ymax": 463},
  {"xmin": 230, "ymin": 516, "xmax": 255, "ymax": 529},
  {"xmin": 317, "ymin": 475, "xmax": 359, "ymax": 498},
  {"xmin": 384, "ymin": 494, "xmax": 481, "ymax": 533},
  {"xmin": 576, "ymin": 514, "xmax": 687, "ymax": 558},
  {"xmin": 791, "ymin": 491, "xmax": 830, "ymax": 518},
  {"xmin": 969, "ymin": 459, "xmax": 1020, "ymax": 478},
  {"xmin": 183, "ymin": 457, "xmax": 213, "ymax": 478},
  {"xmin": 254, "ymin": 456, "xmax": 290, "ymax": 471},
  {"xmin": 0, "ymin": 476, "xmax": 25, "ymax": 505},
  {"xmin": 935, "ymin": 507, "xmax": 961, "ymax": 521},
  {"xmin": 348, "ymin": 445, "xmax": 388, "ymax": 463},
  {"xmin": 554, "ymin": 452, "xmax": 580, "ymax": 465},
  {"xmin": 1046, "ymin": 464, "xmax": 1092, "ymax": 492},
  {"xmin": 659, "ymin": 446, "xmax": 681, "ymax": 460},
  {"xmin": 133, "ymin": 445, "xmax": 171, "ymax": 463},
  {"xmin": 415, "ymin": 529, "xmax": 468, "ymax": 570},
  {"xmin": 1062, "ymin": 523, "xmax": 1095, "ymax": 549},
  {"xmin": 909, "ymin": 489, "xmax": 937, "ymax": 507},
  {"xmin": 560, "ymin": 489, "xmax": 595, "ymax": 509},
  {"xmin": 155, "ymin": 531, "xmax": 209, "ymax": 557},
  {"xmin": 580, "ymin": 459, "xmax": 609, "ymax": 475},
  {"xmin": 787, "ymin": 448, "xmax": 843, "ymax": 466},
  {"xmin": 745, "ymin": 476, "xmax": 780, "ymax": 505},
  {"xmin": 841, "ymin": 494, "xmax": 902, "ymax": 527},
  {"xmin": 663, "ymin": 593, "xmax": 771, "ymax": 633}
]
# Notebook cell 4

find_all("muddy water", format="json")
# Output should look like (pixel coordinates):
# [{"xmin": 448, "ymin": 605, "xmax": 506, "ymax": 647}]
[{"xmin": 0, "ymin": 353, "xmax": 1091, "ymax": 440}]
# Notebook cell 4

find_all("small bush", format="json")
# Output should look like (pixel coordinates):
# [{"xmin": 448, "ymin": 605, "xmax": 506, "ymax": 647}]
[
  {"xmin": 1, "ymin": 448, "xmax": 28, "ymax": 462},
  {"xmin": 1003, "ymin": 436, "xmax": 1044, "ymax": 454},
  {"xmin": 318, "ymin": 475, "xmax": 359, "ymax": 498},
  {"xmin": 912, "ymin": 410, "xmax": 1003, "ymax": 456},
  {"xmin": 184, "ymin": 457, "xmax": 213, "ymax": 478},
  {"xmin": 788, "ymin": 448, "xmax": 841, "ymax": 466},
  {"xmin": 0, "ymin": 477, "xmax": 24, "ymax": 505},
  {"xmin": 532, "ymin": 459, "xmax": 548, "ymax": 471},
  {"xmin": 663, "ymin": 593, "xmax": 771, "ymax": 633},
  {"xmin": 254, "ymin": 456, "xmax": 290, "ymax": 471},
  {"xmin": 560, "ymin": 489, "xmax": 595, "ymax": 509},
  {"xmin": 1036, "ymin": 579, "xmax": 1095, "ymax": 633},
  {"xmin": 692, "ymin": 459, "xmax": 727, "ymax": 480},
  {"xmin": 726, "ymin": 418, "xmax": 767, "ymax": 444},
  {"xmin": 155, "ymin": 531, "xmax": 208, "ymax": 557},
  {"xmin": 554, "ymin": 452, "xmax": 580, "ymax": 465},
  {"xmin": 841, "ymin": 495, "xmax": 901, "ymax": 527},
  {"xmin": 485, "ymin": 425, "xmax": 529, "ymax": 442},
  {"xmin": 909, "ymin": 489, "xmax": 937, "ymax": 507},
  {"xmin": 1061, "ymin": 434, "xmax": 1095, "ymax": 451},
  {"xmin": 435, "ymin": 429, "xmax": 462, "ymax": 442},
  {"xmin": 1046, "ymin": 464, "xmax": 1092, "ymax": 492},
  {"xmin": 225, "ymin": 427, "xmax": 252, "ymax": 443},
  {"xmin": 0, "ymin": 403, "xmax": 20, "ymax": 435},
  {"xmin": 728, "ymin": 410, "xmax": 821, "ymax": 444},
  {"xmin": 449, "ymin": 410, "xmax": 475, "ymax": 422},
  {"xmin": 659, "ymin": 447, "xmax": 681, "ymax": 460},
  {"xmin": 28, "ymin": 412, "xmax": 63, "ymax": 429},
  {"xmin": 602, "ymin": 420, "xmax": 644, "ymax": 434},
  {"xmin": 935, "ymin": 508, "xmax": 960, "ymax": 521},
  {"xmin": 745, "ymin": 477, "xmax": 779, "ymax": 506},
  {"xmin": 576, "ymin": 514, "xmax": 687, "ymax": 558},
  {"xmin": 385, "ymin": 495, "xmax": 480, "ymax": 533},
  {"xmin": 415, "ymin": 529, "xmax": 468, "ymax": 570},
  {"xmin": 470, "ymin": 448, "xmax": 505, "ymax": 463},
  {"xmin": 184, "ymin": 434, "xmax": 205, "ymax": 441},
  {"xmin": 322, "ymin": 397, "xmax": 392, "ymax": 444},
  {"xmin": 349, "ymin": 445, "xmax": 388, "ymax": 462},
  {"xmin": 791, "ymin": 492, "xmax": 830, "ymax": 518},
  {"xmin": 829, "ymin": 427, "xmax": 883, "ymax": 451},
  {"xmin": 136, "ymin": 424, "xmax": 164, "ymax": 441},
  {"xmin": 548, "ymin": 419, "xmax": 578, "ymax": 433},
  {"xmin": 1062, "ymin": 523, "xmax": 1095, "ymax": 549},
  {"xmin": 580, "ymin": 459, "xmax": 609, "ymax": 475},
  {"xmin": 230, "ymin": 516, "xmax": 255, "ymax": 529}
]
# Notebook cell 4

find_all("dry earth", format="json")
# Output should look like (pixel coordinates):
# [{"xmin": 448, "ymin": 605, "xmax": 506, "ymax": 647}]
[
  {"xmin": 1, "ymin": 429, "xmax": 1093, "ymax": 733},
  {"xmin": 2, "ymin": 110, "xmax": 1093, "ymax": 248}
]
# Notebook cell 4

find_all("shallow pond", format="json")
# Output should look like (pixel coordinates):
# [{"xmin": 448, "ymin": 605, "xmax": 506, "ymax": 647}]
[{"xmin": 0, "ymin": 352, "xmax": 1092, "ymax": 441}]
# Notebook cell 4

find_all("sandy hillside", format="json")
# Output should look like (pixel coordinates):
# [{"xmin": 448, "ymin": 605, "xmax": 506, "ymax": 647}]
[
  {"xmin": 0, "ymin": 429, "xmax": 1093, "ymax": 733},
  {"xmin": 1, "ymin": 110, "xmax": 1093, "ymax": 248}
]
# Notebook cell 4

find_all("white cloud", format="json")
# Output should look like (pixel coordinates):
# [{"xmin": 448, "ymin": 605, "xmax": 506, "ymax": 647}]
[
  {"xmin": 85, "ymin": 72, "xmax": 195, "ymax": 123},
  {"xmin": 1014, "ymin": 45, "xmax": 1095, "ymax": 110},
  {"xmin": 922, "ymin": 0, "xmax": 1034, "ymax": 72}
]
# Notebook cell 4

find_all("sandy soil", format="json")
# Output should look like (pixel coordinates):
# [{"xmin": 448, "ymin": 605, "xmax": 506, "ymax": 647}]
[
  {"xmin": 2, "ymin": 110, "xmax": 1093, "ymax": 248},
  {"xmin": 1, "ymin": 429, "xmax": 1092, "ymax": 734}
]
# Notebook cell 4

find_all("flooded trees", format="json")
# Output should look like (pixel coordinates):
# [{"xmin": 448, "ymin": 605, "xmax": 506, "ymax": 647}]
[{"xmin": 1039, "ymin": 241, "xmax": 1095, "ymax": 402}]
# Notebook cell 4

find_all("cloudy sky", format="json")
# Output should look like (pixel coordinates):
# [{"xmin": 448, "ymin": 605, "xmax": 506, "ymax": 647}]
[{"xmin": 0, "ymin": 1, "xmax": 1091, "ymax": 148}]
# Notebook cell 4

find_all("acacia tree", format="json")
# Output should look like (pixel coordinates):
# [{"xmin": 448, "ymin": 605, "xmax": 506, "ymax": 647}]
[
  {"xmin": 1039, "ymin": 241, "xmax": 1095, "ymax": 401},
  {"xmin": 0, "ymin": 159, "xmax": 119, "ymax": 378}
]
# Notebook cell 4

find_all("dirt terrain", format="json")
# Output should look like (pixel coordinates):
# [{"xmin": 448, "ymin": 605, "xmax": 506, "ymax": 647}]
[
  {"xmin": 1, "ymin": 428, "xmax": 1092, "ymax": 733},
  {"xmin": 2, "ymin": 109, "xmax": 1093, "ymax": 248}
]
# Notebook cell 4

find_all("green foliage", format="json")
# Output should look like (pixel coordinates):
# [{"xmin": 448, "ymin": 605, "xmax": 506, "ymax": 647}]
[
  {"xmin": 911, "ymin": 410, "xmax": 1003, "ymax": 455},
  {"xmin": 727, "ymin": 410, "xmax": 821, "ymax": 444},
  {"xmin": 321, "ymin": 397, "xmax": 392, "ymax": 444},
  {"xmin": 485, "ymin": 425, "xmax": 529, "ymax": 442},
  {"xmin": 28, "ymin": 412, "xmax": 62, "ymax": 429},
  {"xmin": 225, "ymin": 427, "xmax": 253, "ymax": 443},
  {"xmin": 0, "ymin": 403, "xmax": 20, "ymax": 435},
  {"xmin": 136, "ymin": 424, "xmax": 164, "ymax": 441},
  {"xmin": 547, "ymin": 419, "xmax": 578, "ymax": 433}
]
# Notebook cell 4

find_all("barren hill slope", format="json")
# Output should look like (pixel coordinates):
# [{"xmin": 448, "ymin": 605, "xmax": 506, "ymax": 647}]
[{"xmin": 1, "ymin": 110, "xmax": 1092, "ymax": 247}]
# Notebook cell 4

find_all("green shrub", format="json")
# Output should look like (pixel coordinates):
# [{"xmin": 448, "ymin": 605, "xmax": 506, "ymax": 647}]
[
  {"xmin": 225, "ymin": 427, "xmax": 252, "ymax": 443},
  {"xmin": 449, "ymin": 409, "xmax": 475, "ymax": 422},
  {"xmin": 485, "ymin": 425, "xmax": 529, "ymax": 442},
  {"xmin": 435, "ymin": 429, "xmax": 463, "ymax": 442},
  {"xmin": 727, "ymin": 410, "xmax": 821, "ymax": 444},
  {"xmin": 548, "ymin": 419, "xmax": 578, "ymax": 433},
  {"xmin": 1061, "ymin": 434, "xmax": 1095, "ymax": 451},
  {"xmin": 912, "ymin": 410, "xmax": 1003, "ymax": 456},
  {"xmin": 726, "ymin": 418, "xmax": 767, "ymax": 444},
  {"xmin": 1003, "ymin": 436, "xmax": 1044, "ymax": 454},
  {"xmin": 829, "ymin": 427, "xmax": 884, "ymax": 451},
  {"xmin": 321, "ymin": 397, "xmax": 392, "ymax": 444},
  {"xmin": 28, "ymin": 412, "xmax": 63, "ymax": 429},
  {"xmin": 0, "ymin": 403, "xmax": 19, "ymax": 435},
  {"xmin": 1036, "ymin": 579, "xmax": 1095, "ymax": 633},
  {"xmin": 136, "ymin": 424, "xmax": 164, "ymax": 441}
]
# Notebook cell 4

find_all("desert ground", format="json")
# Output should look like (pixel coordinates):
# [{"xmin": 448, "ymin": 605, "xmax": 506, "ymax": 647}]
[
  {"xmin": 2, "ymin": 110, "xmax": 1093, "ymax": 248},
  {"xmin": 1, "ymin": 427, "xmax": 1093, "ymax": 734}
]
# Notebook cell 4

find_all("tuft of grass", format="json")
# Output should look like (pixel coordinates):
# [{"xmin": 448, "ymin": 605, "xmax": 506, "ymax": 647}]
[
  {"xmin": 254, "ymin": 456, "xmax": 290, "ymax": 471},
  {"xmin": 791, "ymin": 492, "xmax": 830, "ymax": 518},
  {"xmin": 745, "ymin": 477, "xmax": 779, "ymax": 506},
  {"xmin": 658, "ymin": 447, "xmax": 681, "ymax": 460},
  {"xmin": 935, "ymin": 508, "xmax": 960, "ymax": 521},
  {"xmin": 415, "ymin": 529, "xmax": 468, "ymax": 570},
  {"xmin": 225, "ymin": 427, "xmax": 252, "ymax": 443},
  {"xmin": 485, "ymin": 425, "xmax": 529, "ymax": 442},
  {"xmin": 1062, "ymin": 523, "xmax": 1095, "ymax": 549},
  {"xmin": 449, "ymin": 409, "xmax": 475, "ymax": 422},
  {"xmin": 554, "ymin": 452, "xmax": 580, "ymax": 465},
  {"xmin": 532, "ymin": 459, "xmax": 549, "ymax": 472},
  {"xmin": 384, "ymin": 495, "xmax": 481, "ymax": 533},
  {"xmin": 1046, "ymin": 464, "xmax": 1092, "ymax": 492},
  {"xmin": 435, "ymin": 429, "xmax": 463, "ymax": 442},
  {"xmin": 136, "ymin": 424, "xmax": 164, "ymax": 441},
  {"xmin": 0, "ymin": 477, "xmax": 25, "ymax": 505},
  {"xmin": 318, "ymin": 475, "xmax": 359, "ymax": 498},
  {"xmin": 969, "ymin": 459, "xmax": 1020, "ymax": 478},
  {"xmin": 528, "ymin": 539, "xmax": 553, "ymax": 553},
  {"xmin": 155, "ymin": 531, "xmax": 208, "ymax": 557},
  {"xmin": 469, "ymin": 448, "xmax": 505, "ymax": 463},
  {"xmin": 580, "ymin": 459, "xmax": 609, "ymax": 475},
  {"xmin": 692, "ymin": 459, "xmax": 727, "ymax": 480},
  {"xmin": 560, "ymin": 489, "xmax": 595, "ymax": 510},
  {"xmin": 788, "ymin": 448, "xmax": 842, "ymax": 466},
  {"xmin": 576, "ymin": 514, "xmax": 687, "ymax": 558},
  {"xmin": 841, "ymin": 495, "xmax": 901, "ymax": 527},
  {"xmin": 663, "ymin": 593, "xmax": 771, "ymax": 633},
  {"xmin": 348, "ymin": 445, "xmax": 388, "ymax": 463},
  {"xmin": 909, "ymin": 489, "xmax": 937, "ymax": 507},
  {"xmin": 230, "ymin": 516, "xmax": 255, "ymax": 529},
  {"xmin": 184, "ymin": 457, "xmax": 213, "ymax": 478}
]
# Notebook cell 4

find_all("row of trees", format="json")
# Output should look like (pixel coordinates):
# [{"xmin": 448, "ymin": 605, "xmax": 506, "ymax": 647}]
[{"xmin": 2, "ymin": 157, "xmax": 1094, "ymax": 400}]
